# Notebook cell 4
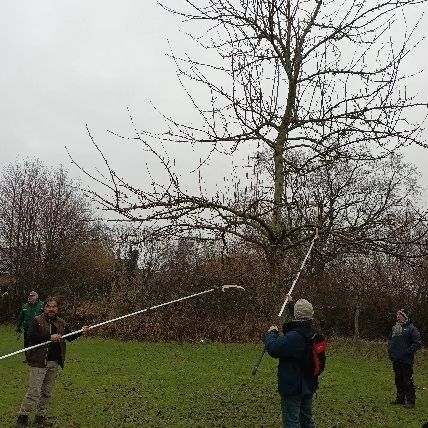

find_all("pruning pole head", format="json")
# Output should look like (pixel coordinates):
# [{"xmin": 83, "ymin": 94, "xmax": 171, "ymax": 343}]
[{"xmin": 222, "ymin": 284, "xmax": 245, "ymax": 292}]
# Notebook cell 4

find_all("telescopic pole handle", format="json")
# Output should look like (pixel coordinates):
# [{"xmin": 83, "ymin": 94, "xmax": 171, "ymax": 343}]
[{"xmin": 251, "ymin": 345, "xmax": 266, "ymax": 375}]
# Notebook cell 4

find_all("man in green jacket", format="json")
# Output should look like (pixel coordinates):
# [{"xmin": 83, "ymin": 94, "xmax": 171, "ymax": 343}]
[{"xmin": 16, "ymin": 291, "xmax": 44, "ymax": 355}]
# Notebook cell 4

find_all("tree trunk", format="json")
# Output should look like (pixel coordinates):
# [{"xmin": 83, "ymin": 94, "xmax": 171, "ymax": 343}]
[{"xmin": 353, "ymin": 294, "xmax": 361, "ymax": 341}]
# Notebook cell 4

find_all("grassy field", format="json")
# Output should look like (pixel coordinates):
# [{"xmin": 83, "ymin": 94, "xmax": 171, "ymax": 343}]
[{"xmin": 0, "ymin": 325, "xmax": 427, "ymax": 428}]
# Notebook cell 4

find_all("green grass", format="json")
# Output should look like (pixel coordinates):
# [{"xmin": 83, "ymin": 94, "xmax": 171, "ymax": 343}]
[{"xmin": 1, "ymin": 325, "xmax": 427, "ymax": 427}]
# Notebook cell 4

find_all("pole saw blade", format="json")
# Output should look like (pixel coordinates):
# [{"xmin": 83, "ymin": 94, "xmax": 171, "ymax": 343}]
[{"xmin": 222, "ymin": 284, "xmax": 245, "ymax": 291}]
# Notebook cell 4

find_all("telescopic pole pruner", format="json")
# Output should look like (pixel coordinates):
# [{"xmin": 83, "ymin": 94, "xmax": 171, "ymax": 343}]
[
  {"xmin": 0, "ymin": 284, "xmax": 244, "ymax": 361},
  {"xmin": 251, "ymin": 229, "xmax": 318, "ymax": 375}
]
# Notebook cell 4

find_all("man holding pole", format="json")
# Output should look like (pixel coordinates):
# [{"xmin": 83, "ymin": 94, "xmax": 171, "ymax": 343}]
[
  {"xmin": 264, "ymin": 297, "xmax": 321, "ymax": 428},
  {"xmin": 16, "ymin": 297, "xmax": 88, "ymax": 428}
]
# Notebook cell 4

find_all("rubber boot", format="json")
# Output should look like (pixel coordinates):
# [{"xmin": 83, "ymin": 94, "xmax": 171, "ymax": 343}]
[
  {"xmin": 15, "ymin": 415, "xmax": 29, "ymax": 428},
  {"xmin": 403, "ymin": 400, "xmax": 415, "ymax": 409}
]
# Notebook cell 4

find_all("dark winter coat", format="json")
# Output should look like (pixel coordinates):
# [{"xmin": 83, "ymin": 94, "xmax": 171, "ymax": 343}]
[
  {"xmin": 388, "ymin": 320, "xmax": 421, "ymax": 365},
  {"xmin": 265, "ymin": 320, "xmax": 318, "ymax": 397},
  {"xmin": 16, "ymin": 300, "xmax": 44, "ymax": 330},
  {"xmin": 27, "ymin": 314, "xmax": 81, "ymax": 368}
]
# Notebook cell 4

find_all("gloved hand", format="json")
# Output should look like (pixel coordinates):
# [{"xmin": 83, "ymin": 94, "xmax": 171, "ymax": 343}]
[{"xmin": 16, "ymin": 327, "xmax": 22, "ymax": 334}]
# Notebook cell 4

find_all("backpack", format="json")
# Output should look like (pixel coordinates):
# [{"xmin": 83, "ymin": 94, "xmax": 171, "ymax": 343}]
[{"xmin": 294, "ymin": 327, "xmax": 328, "ymax": 376}]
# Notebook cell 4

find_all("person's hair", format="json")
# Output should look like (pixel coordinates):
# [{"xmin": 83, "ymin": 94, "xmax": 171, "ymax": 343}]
[{"xmin": 44, "ymin": 297, "xmax": 59, "ymax": 307}]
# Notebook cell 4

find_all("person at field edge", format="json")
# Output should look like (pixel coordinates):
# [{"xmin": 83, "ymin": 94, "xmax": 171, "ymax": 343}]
[
  {"xmin": 16, "ymin": 291, "xmax": 44, "ymax": 359},
  {"xmin": 388, "ymin": 308, "xmax": 422, "ymax": 409},
  {"xmin": 264, "ymin": 296, "xmax": 318, "ymax": 428},
  {"xmin": 15, "ymin": 297, "xmax": 89, "ymax": 428}
]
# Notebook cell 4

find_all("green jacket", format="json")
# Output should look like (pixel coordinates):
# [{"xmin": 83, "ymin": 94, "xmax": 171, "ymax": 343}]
[{"xmin": 16, "ymin": 300, "xmax": 44, "ymax": 330}]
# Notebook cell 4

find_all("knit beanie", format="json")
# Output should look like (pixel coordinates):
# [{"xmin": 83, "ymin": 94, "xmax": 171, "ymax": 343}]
[
  {"xmin": 397, "ymin": 308, "xmax": 409, "ymax": 322},
  {"xmin": 294, "ymin": 299, "xmax": 314, "ymax": 320}
]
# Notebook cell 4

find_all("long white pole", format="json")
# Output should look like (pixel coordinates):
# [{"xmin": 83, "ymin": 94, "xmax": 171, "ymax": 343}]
[
  {"xmin": 277, "ymin": 228, "xmax": 318, "ymax": 318},
  {"xmin": 0, "ymin": 284, "xmax": 244, "ymax": 361}
]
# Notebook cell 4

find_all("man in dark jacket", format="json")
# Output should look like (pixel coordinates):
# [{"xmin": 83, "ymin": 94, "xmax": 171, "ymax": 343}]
[
  {"xmin": 16, "ymin": 297, "xmax": 88, "ymax": 428},
  {"xmin": 16, "ymin": 291, "xmax": 44, "ymax": 354},
  {"xmin": 265, "ymin": 298, "xmax": 319, "ymax": 428},
  {"xmin": 388, "ymin": 308, "xmax": 422, "ymax": 409}
]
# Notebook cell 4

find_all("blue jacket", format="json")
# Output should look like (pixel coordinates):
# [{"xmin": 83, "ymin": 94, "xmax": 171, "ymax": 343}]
[
  {"xmin": 388, "ymin": 321, "xmax": 421, "ymax": 365},
  {"xmin": 265, "ymin": 320, "xmax": 318, "ymax": 397}
]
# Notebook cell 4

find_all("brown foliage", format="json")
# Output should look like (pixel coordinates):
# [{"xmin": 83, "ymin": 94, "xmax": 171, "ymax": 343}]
[{"xmin": 57, "ymin": 241, "xmax": 427, "ymax": 345}]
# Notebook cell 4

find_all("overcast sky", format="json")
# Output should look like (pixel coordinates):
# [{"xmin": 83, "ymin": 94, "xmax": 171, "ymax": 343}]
[{"xmin": 1, "ymin": 1, "xmax": 428, "ymax": 206}]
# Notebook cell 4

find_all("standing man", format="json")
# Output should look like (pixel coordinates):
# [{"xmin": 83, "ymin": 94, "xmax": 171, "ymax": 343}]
[
  {"xmin": 16, "ymin": 291, "xmax": 44, "ymax": 355},
  {"xmin": 388, "ymin": 308, "xmax": 422, "ymax": 409},
  {"xmin": 16, "ymin": 297, "xmax": 88, "ymax": 428},
  {"xmin": 264, "ymin": 298, "xmax": 321, "ymax": 428}
]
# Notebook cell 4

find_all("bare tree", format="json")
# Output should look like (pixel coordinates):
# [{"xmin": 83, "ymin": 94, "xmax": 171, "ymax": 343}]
[
  {"xmin": 281, "ymin": 152, "xmax": 427, "ymax": 281},
  {"xmin": 0, "ymin": 159, "xmax": 96, "ymax": 301},
  {"xmin": 75, "ymin": 0, "xmax": 428, "ymax": 283}
]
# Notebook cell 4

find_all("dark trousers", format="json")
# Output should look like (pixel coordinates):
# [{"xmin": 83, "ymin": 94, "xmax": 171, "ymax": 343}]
[
  {"xmin": 393, "ymin": 361, "xmax": 415, "ymax": 404},
  {"xmin": 23, "ymin": 328, "xmax": 30, "ymax": 361},
  {"xmin": 281, "ymin": 395, "xmax": 315, "ymax": 428},
  {"xmin": 23, "ymin": 328, "xmax": 29, "ymax": 348}
]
